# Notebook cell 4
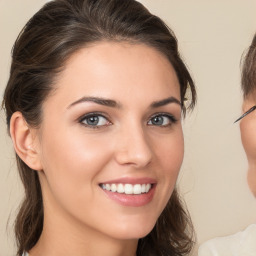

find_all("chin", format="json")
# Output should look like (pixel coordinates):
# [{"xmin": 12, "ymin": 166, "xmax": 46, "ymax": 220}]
[{"xmin": 109, "ymin": 220, "xmax": 156, "ymax": 240}]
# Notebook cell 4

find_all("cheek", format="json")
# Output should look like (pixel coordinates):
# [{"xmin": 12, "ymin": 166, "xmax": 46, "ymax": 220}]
[
  {"xmin": 240, "ymin": 119, "xmax": 256, "ymax": 163},
  {"xmin": 162, "ymin": 130, "xmax": 184, "ymax": 169},
  {"xmin": 155, "ymin": 129, "xmax": 184, "ymax": 183},
  {"xmin": 247, "ymin": 169, "xmax": 256, "ymax": 197},
  {"xmin": 240, "ymin": 119, "xmax": 256, "ymax": 196},
  {"xmin": 38, "ymin": 128, "xmax": 119, "ymax": 230},
  {"xmin": 39, "ymin": 128, "xmax": 113, "ymax": 202},
  {"xmin": 41, "ymin": 126, "xmax": 111, "ymax": 171},
  {"xmin": 150, "ymin": 129, "xmax": 184, "ymax": 216}
]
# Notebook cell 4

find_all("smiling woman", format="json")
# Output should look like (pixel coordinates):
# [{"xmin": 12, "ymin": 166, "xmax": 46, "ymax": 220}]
[{"xmin": 2, "ymin": 0, "xmax": 196, "ymax": 256}]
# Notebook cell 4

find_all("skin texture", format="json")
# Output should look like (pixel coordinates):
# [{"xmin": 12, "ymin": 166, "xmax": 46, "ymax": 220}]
[
  {"xmin": 240, "ymin": 96, "xmax": 256, "ymax": 197},
  {"xmin": 11, "ymin": 42, "xmax": 184, "ymax": 256}
]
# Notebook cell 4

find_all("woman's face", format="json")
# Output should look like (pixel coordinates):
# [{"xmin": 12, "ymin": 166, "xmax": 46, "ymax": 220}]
[
  {"xmin": 35, "ymin": 42, "xmax": 184, "ymax": 240},
  {"xmin": 240, "ymin": 96, "xmax": 256, "ymax": 197}
]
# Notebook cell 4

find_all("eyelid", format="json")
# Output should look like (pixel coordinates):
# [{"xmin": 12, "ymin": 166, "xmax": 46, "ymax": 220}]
[
  {"xmin": 78, "ymin": 112, "xmax": 112, "ymax": 128},
  {"xmin": 148, "ymin": 112, "xmax": 178, "ymax": 126},
  {"xmin": 77, "ymin": 111, "xmax": 178, "ymax": 129},
  {"xmin": 150, "ymin": 112, "xmax": 178, "ymax": 120}
]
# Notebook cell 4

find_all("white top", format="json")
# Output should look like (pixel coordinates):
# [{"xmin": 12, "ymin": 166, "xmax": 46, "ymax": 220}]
[
  {"xmin": 22, "ymin": 252, "xmax": 29, "ymax": 256},
  {"xmin": 198, "ymin": 224, "xmax": 256, "ymax": 256}
]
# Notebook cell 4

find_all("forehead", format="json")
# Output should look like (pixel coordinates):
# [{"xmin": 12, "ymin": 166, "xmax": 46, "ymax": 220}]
[{"xmin": 46, "ymin": 41, "xmax": 180, "ymax": 108}]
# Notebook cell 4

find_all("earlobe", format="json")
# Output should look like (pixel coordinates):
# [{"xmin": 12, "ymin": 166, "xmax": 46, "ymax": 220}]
[{"xmin": 10, "ymin": 112, "xmax": 42, "ymax": 171}]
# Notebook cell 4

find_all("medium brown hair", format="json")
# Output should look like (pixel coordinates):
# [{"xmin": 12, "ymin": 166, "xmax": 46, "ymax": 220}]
[
  {"xmin": 2, "ymin": 0, "xmax": 196, "ymax": 255},
  {"xmin": 242, "ymin": 34, "xmax": 256, "ymax": 97}
]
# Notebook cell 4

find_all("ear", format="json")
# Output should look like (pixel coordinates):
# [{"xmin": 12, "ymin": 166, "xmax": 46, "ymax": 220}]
[{"xmin": 10, "ymin": 112, "xmax": 43, "ymax": 171}]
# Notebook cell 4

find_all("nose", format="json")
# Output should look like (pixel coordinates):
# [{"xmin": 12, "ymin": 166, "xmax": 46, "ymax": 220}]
[{"xmin": 114, "ymin": 124, "xmax": 153, "ymax": 168}]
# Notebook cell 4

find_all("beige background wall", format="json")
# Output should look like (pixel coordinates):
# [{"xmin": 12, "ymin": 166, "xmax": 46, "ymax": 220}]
[{"xmin": 1, "ymin": 0, "xmax": 256, "ymax": 255}]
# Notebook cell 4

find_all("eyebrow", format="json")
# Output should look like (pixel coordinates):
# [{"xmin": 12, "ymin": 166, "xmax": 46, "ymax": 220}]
[
  {"xmin": 67, "ymin": 96, "xmax": 120, "ymax": 109},
  {"xmin": 150, "ymin": 97, "xmax": 182, "ymax": 108},
  {"xmin": 67, "ymin": 96, "xmax": 181, "ymax": 109}
]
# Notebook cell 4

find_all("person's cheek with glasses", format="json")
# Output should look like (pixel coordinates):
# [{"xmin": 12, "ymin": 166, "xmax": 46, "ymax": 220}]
[{"xmin": 235, "ymin": 102, "xmax": 256, "ymax": 197}]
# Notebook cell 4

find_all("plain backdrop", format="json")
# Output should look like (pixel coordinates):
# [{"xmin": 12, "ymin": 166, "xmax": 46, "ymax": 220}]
[{"xmin": 1, "ymin": 0, "xmax": 256, "ymax": 255}]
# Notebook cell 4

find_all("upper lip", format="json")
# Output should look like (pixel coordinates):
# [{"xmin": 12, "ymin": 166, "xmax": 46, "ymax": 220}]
[{"xmin": 99, "ymin": 177, "xmax": 157, "ymax": 185}]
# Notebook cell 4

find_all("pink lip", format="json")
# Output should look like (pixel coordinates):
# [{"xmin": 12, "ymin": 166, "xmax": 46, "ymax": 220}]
[
  {"xmin": 102, "ymin": 185, "xmax": 156, "ymax": 207},
  {"xmin": 99, "ymin": 177, "xmax": 157, "ymax": 207}
]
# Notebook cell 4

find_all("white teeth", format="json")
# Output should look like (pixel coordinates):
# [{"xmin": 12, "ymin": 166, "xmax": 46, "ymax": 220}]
[
  {"xmin": 111, "ymin": 184, "xmax": 117, "ymax": 192},
  {"xmin": 133, "ymin": 184, "xmax": 142, "ymax": 194},
  {"xmin": 124, "ymin": 184, "xmax": 133, "ymax": 194},
  {"xmin": 105, "ymin": 184, "xmax": 111, "ymax": 191},
  {"xmin": 101, "ymin": 183, "xmax": 152, "ymax": 195},
  {"xmin": 117, "ymin": 183, "xmax": 124, "ymax": 193}
]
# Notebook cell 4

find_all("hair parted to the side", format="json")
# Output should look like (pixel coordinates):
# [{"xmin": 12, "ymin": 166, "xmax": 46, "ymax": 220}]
[
  {"xmin": 2, "ymin": 0, "xmax": 196, "ymax": 255},
  {"xmin": 242, "ymin": 34, "xmax": 256, "ymax": 97}
]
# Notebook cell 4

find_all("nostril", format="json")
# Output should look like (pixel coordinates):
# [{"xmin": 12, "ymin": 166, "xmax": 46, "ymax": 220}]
[
  {"xmin": 114, "ymin": 127, "xmax": 153, "ymax": 167},
  {"xmin": 114, "ymin": 149, "xmax": 152, "ymax": 167}
]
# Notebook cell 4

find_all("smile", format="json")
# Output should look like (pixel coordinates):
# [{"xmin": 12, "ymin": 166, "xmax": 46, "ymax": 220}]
[{"xmin": 100, "ymin": 183, "xmax": 152, "ymax": 195}]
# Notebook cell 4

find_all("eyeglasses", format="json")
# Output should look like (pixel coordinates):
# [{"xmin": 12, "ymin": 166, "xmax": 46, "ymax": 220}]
[{"xmin": 234, "ymin": 105, "xmax": 256, "ymax": 123}]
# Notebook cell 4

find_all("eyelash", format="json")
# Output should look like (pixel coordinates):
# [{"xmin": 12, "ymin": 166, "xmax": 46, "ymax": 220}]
[
  {"xmin": 79, "ymin": 112, "xmax": 177, "ymax": 129},
  {"xmin": 79, "ymin": 112, "xmax": 112, "ymax": 129},
  {"xmin": 148, "ymin": 113, "xmax": 177, "ymax": 127}
]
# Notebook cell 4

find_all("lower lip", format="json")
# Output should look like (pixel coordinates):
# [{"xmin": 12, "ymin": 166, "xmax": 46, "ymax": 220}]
[{"xmin": 101, "ymin": 185, "xmax": 156, "ymax": 207}]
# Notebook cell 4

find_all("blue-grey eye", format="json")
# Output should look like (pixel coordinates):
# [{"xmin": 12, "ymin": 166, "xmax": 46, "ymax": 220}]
[
  {"xmin": 148, "ymin": 114, "xmax": 176, "ymax": 126},
  {"xmin": 81, "ymin": 115, "xmax": 109, "ymax": 127}
]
